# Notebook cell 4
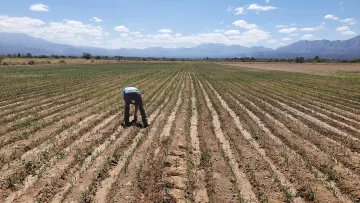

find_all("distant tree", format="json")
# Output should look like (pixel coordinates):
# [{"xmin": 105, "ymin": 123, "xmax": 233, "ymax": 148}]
[
  {"xmin": 295, "ymin": 57, "xmax": 305, "ymax": 63},
  {"xmin": 18, "ymin": 53, "xmax": 21, "ymax": 58},
  {"xmin": 314, "ymin": 55, "xmax": 322, "ymax": 63},
  {"xmin": 82, "ymin": 52, "xmax": 91, "ymax": 59},
  {"xmin": 95, "ymin": 56, "xmax": 101, "ymax": 60},
  {"xmin": 26, "ymin": 53, "xmax": 33, "ymax": 58}
]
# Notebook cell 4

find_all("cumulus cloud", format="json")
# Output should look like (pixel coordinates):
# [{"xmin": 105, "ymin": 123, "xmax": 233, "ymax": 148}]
[
  {"xmin": 232, "ymin": 20, "xmax": 258, "ymax": 29},
  {"xmin": 299, "ymin": 22, "xmax": 325, "ymax": 32},
  {"xmin": 325, "ymin": 15, "xmax": 356, "ymax": 25},
  {"xmin": 300, "ymin": 34, "xmax": 313, "ymax": 40},
  {"xmin": 91, "ymin": 17, "xmax": 102, "ymax": 22},
  {"xmin": 336, "ymin": 26, "xmax": 356, "ymax": 35},
  {"xmin": 282, "ymin": 38, "xmax": 292, "ymax": 41},
  {"xmin": 275, "ymin": 25, "xmax": 287, "ymax": 28},
  {"xmin": 154, "ymin": 33, "xmax": 172, "ymax": 40},
  {"xmin": 175, "ymin": 33, "xmax": 182, "ymax": 37},
  {"xmin": 0, "ymin": 15, "xmax": 106, "ymax": 47},
  {"xmin": 114, "ymin": 25, "xmax": 129, "ymax": 32},
  {"xmin": 158, "ymin": 29, "xmax": 172, "ymax": 33},
  {"xmin": 247, "ymin": 4, "xmax": 276, "ymax": 11},
  {"xmin": 279, "ymin": 28, "xmax": 297, "ymax": 33},
  {"xmin": 324, "ymin": 14, "xmax": 339, "ymax": 20},
  {"xmin": 107, "ymin": 29, "xmax": 270, "ymax": 49},
  {"xmin": 289, "ymin": 33, "xmax": 299, "ymax": 36},
  {"xmin": 224, "ymin": 30, "xmax": 241, "ymax": 35},
  {"xmin": 235, "ymin": 7, "xmax": 245, "ymax": 15},
  {"xmin": 340, "ymin": 18, "xmax": 356, "ymax": 25},
  {"xmin": 30, "ymin": 3, "xmax": 49, "ymax": 12},
  {"xmin": 300, "ymin": 28, "xmax": 315, "ymax": 31}
]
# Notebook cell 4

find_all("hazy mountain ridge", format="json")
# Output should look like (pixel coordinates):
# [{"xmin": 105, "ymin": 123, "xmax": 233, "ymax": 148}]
[{"xmin": 0, "ymin": 32, "xmax": 360, "ymax": 59}]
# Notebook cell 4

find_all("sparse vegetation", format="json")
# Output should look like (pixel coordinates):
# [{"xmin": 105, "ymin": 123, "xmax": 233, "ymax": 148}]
[{"xmin": 0, "ymin": 62, "xmax": 359, "ymax": 202}]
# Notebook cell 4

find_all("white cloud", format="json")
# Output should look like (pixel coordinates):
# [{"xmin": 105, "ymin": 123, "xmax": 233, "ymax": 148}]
[
  {"xmin": 114, "ymin": 25, "xmax": 129, "ymax": 32},
  {"xmin": 300, "ymin": 27, "xmax": 315, "ymax": 31},
  {"xmin": 336, "ymin": 26, "xmax": 356, "ymax": 35},
  {"xmin": 289, "ymin": 33, "xmax": 299, "ymax": 36},
  {"xmin": 0, "ymin": 15, "xmax": 273, "ymax": 49},
  {"xmin": 214, "ymin": 29, "xmax": 225, "ymax": 33},
  {"xmin": 300, "ymin": 34, "xmax": 313, "ymax": 40},
  {"xmin": 340, "ymin": 18, "xmax": 356, "ymax": 25},
  {"xmin": 279, "ymin": 28, "xmax": 297, "ymax": 33},
  {"xmin": 324, "ymin": 14, "xmax": 339, "ymax": 20},
  {"xmin": 247, "ymin": 4, "xmax": 276, "ymax": 11},
  {"xmin": 232, "ymin": 20, "xmax": 258, "ymax": 29},
  {"xmin": 265, "ymin": 0, "xmax": 270, "ymax": 3},
  {"xmin": 224, "ymin": 30, "xmax": 241, "ymax": 35},
  {"xmin": 30, "ymin": 3, "xmax": 49, "ymax": 12},
  {"xmin": 282, "ymin": 38, "xmax": 292, "ymax": 41},
  {"xmin": 154, "ymin": 33, "xmax": 172, "ymax": 40},
  {"xmin": 158, "ymin": 29, "xmax": 172, "ymax": 33},
  {"xmin": 275, "ymin": 25, "xmax": 287, "ymax": 28},
  {"xmin": 235, "ymin": 7, "xmax": 245, "ymax": 15},
  {"xmin": 268, "ymin": 39, "xmax": 277, "ymax": 43},
  {"xmin": 91, "ymin": 17, "xmax": 102, "ymax": 22},
  {"xmin": 120, "ymin": 33, "xmax": 129, "ymax": 37}
]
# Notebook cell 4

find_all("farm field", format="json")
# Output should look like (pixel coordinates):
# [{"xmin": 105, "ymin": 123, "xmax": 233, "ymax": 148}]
[{"xmin": 0, "ymin": 62, "xmax": 359, "ymax": 202}]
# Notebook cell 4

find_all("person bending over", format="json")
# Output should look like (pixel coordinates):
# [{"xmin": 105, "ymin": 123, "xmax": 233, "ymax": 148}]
[{"xmin": 122, "ymin": 87, "xmax": 149, "ymax": 127}]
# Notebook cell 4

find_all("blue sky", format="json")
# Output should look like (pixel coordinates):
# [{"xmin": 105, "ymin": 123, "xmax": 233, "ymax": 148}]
[{"xmin": 0, "ymin": 0, "xmax": 359, "ymax": 49}]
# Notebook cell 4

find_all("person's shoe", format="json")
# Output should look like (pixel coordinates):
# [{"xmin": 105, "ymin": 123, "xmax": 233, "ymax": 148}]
[
  {"xmin": 122, "ymin": 122, "xmax": 131, "ymax": 127},
  {"xmin": 143, "ymin": 121, "xmax": 149, "ymax": 128}
]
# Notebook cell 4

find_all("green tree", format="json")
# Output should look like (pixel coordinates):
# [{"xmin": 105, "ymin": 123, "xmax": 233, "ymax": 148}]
[
  {"xmin": 82, "ymin": 52, "xmax": 91, "ymax": 59},
  {"xmin": 295, "ymin": 57, "xmax": 305, "ymax": 63},
  {"xmin": 26, "ymin": 53, "xmax": 33, "ymax": 58}
]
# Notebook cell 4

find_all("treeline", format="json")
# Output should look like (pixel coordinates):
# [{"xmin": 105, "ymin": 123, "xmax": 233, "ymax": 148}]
[{"xmin": 1, "ymin": 52, "xmax": 360, "ymax": 63}]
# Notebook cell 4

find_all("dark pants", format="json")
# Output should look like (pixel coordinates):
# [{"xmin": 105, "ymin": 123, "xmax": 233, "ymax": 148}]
[{"xmin": 124, "ymin": 92, "xmax": 148, "ymax": 125}]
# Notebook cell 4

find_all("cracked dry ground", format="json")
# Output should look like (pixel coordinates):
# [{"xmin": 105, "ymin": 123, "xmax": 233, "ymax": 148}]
[{"xmin": 0, "ymin": 62, "xmax": 359, "ymax": 202}]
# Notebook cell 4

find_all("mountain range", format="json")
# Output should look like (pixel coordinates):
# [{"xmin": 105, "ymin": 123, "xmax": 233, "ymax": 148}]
[{"xmin": 0, "ymin": 32, "xmax": 360, "ymax": 59}]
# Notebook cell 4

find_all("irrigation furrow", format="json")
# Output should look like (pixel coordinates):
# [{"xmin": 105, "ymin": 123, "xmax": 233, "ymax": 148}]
[
  {"xmin": 0, "ymin": 69, "xmax": 167, "ymax": 137},
  {"xmin": 200, "ymin": 78, "xmax": 304, "ymax": 203},
  {"xmin": 225, "ymin": 92, "xmax": 353, "ymax": 202},
  {"xmin": 196, "ymin": 78, "xmax": 258, "ymax": 202},
  {"xmin": 189, "ymin": 75, "xmax": 209, "ymax": 203},
  {"xmin": 4, "ymin": 112, "xmax": 118, "ymax": 203},
  {"xmin": 53, "ymin": 71, "xmax": 184, "ymax": 203},
  {"xmin": 231, "ymin": 89, "xmax": 360, "ymax": 201},
  {"xmin": 93, "ymin": 82, "xmax": 180, "ymax": 203},
  {"xmin": 0, "ymin": 68, "xmax": 175, "ymax": 160}
]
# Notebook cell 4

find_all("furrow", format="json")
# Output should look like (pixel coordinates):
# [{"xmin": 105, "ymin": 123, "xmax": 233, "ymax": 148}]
[
  {"xmin": 189, "ymin": 75, "xmax": 209, "ymax": 203},
  {"xmin": 196, "ymin": 78, "xmax": 258, "ymax": 202}
]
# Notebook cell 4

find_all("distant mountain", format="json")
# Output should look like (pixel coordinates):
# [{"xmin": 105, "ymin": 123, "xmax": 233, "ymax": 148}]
[
  {"xmin": 1, "ymin": 32, "xmax": 360, "ymax": 59},
  {"xmin": 267, "ymin": 35, "xmax": 360, "ymax": 59}
]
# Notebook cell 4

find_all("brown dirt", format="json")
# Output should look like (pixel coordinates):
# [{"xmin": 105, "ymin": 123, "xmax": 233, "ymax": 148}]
[{"xmin": 222, "ymin": 62, "xmax": 360, "ymax": 73}]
